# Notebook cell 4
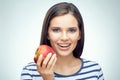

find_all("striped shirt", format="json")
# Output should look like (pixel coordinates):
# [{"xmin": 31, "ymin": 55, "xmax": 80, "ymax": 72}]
[{"xmin": 21, "ymin": 58, "xmax": 104, "ymax": 80}]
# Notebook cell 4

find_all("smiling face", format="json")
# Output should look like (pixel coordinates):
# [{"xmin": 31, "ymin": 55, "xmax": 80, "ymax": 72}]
[{"xmin": 48, "ymin": 14, "xmax": 80, "ymax": 57}]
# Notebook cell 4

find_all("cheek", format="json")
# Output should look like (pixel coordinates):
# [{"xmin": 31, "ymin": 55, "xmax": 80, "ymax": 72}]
[
  {"xmin": 69, "ymin": 33, "xmax": 80, "ymax": 41},
  {"xmin": 71, "ymin": 37, "xmax": 79, "ymax": 43},
  {"xmin": 48, "ymin": 33, "xmax": 60, "ymax": 42}
]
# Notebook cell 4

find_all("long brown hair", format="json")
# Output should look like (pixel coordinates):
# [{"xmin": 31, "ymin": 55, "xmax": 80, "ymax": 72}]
[{"xmin": 40, "ymin": 2, "xmax": 84, "ymax": 58}]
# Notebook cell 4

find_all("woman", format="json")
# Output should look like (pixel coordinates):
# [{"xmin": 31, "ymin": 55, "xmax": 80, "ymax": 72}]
[{"xmin": 21, "ymin": 2, "xmax": 104, "ymax": 80}]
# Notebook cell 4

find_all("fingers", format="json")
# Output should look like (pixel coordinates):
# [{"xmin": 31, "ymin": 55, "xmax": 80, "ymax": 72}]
[
  {"xmin": 37, "ymin": 54, "xmax": 43, "ymax": 70},
  {"xmin": 37, "ymin": 53, "xmax": 57, "ymax": 70},
  {"xmin": 47, "ymin": 54, "xmax": 57, "ymax": 69},
  {"xmin": 42, "ymin": 53, "xmax": 52, "ymax": 68},
  {"xmin": 36, "ymin": 52, "xmax": 56, "ymax": 80}
]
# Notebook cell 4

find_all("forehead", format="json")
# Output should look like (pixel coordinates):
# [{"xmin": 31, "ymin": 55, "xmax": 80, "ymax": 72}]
[{"xmin": 50, "ymin": 14, "xmax": 78, "ymax": 28}]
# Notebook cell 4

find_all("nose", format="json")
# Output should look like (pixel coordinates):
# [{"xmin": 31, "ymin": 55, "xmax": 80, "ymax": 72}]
[{"xmin": 60, "ymin": 31, "xmax": 69, "ymax": 41}]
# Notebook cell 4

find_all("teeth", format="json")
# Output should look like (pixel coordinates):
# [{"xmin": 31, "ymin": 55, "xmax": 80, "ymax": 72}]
[{"xmin": 58, "ymin": 43, "xmax": 70, "ymax": 47}]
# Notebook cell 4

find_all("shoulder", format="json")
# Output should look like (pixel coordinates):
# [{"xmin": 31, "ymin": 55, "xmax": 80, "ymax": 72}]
[
  {"xmin": 22, "ymin": 62, "xmax": 37, "ymax": 70},
  {"xmin": 21, "ymin": 62, "xmax": 37, "ymax": 74},
  {"xmin": 81, "ymin": 58, "xmax": 103, "ymax": 72},
  {"xmin": 81, "ymin": 58, "xmax": 102, "ymax": 69},
  {"xmin": 21, "ymin": 62, "xmax": 40, "ymax": 80},
  {"xmin": 80, "ymin": 58, "xmax": 104, "ymax": 79}
]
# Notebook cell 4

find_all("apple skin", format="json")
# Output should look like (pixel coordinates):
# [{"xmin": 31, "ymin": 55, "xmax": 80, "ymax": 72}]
[{"xmin": 34, "ymin": 45, "xmax": 56, "ymax": 63}]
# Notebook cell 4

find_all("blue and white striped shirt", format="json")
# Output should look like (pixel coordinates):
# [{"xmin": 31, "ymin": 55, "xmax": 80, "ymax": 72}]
[{"xmin": 21, "ymin": 58, "xmax": 104, "ymax": 80}]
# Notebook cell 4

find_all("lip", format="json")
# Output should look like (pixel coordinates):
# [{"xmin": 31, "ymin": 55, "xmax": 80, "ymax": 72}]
[{"xmin": 57, "ymin": 43, "xmax": 71, "ymax": 51}]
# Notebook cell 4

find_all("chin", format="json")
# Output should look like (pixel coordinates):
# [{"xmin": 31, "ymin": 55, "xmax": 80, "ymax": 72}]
[{"xmin": 56, "ymin": 50, "xmax": 72, "ymax": 57}]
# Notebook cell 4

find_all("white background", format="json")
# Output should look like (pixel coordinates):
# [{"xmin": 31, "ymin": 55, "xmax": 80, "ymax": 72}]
[{"xmin": 0, "ymin": 0, "xmax": 120, "ymax": 80}]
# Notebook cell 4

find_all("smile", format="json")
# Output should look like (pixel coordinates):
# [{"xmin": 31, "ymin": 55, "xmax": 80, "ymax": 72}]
[{"xmin": 57, "ymin": 43, "xmax": 71, "ymax": 50}]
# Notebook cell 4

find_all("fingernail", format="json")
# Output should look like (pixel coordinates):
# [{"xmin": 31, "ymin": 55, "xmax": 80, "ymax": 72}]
[
  {"xmin": 49, "ymin": 52, "xmax": 52, "ymax": 55},
  {"xmin": 53, "ymin": 54, "xmax": 56, "ymax": 57},
  {"xmin": 40, "ymin": 54, "xmax": 42, "ymax": 58}
]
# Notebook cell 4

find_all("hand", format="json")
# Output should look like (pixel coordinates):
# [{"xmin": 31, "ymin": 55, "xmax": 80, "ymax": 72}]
[{"xmin": 37, "ymin": 53, "xmax": 57, "ymax": 80}]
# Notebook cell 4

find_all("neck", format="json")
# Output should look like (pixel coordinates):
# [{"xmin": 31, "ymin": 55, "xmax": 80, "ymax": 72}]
[
  {"xmin": 54, "ymin": 54, "xmax": 81, "ymax": 75},
  {"xmin": 55, "ymin": 54, "xmax": 77, "ymax": 67}
]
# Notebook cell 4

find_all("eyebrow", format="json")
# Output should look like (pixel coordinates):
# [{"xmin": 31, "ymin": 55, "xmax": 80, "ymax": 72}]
[{"xmin": 50, "ymin": 26, "xmax": 78, "ymax": 28}]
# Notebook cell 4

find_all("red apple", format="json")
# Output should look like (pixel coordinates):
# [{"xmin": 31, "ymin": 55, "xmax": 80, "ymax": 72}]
[{"xmin": 34, "ymin": 45, "xmax": 56, "ymax": 63}]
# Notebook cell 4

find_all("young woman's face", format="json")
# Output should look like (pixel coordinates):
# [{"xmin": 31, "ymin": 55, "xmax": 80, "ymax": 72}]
[{"xmin": 48, "ymin": 14, "xmax": 80, "ymax": 57}]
